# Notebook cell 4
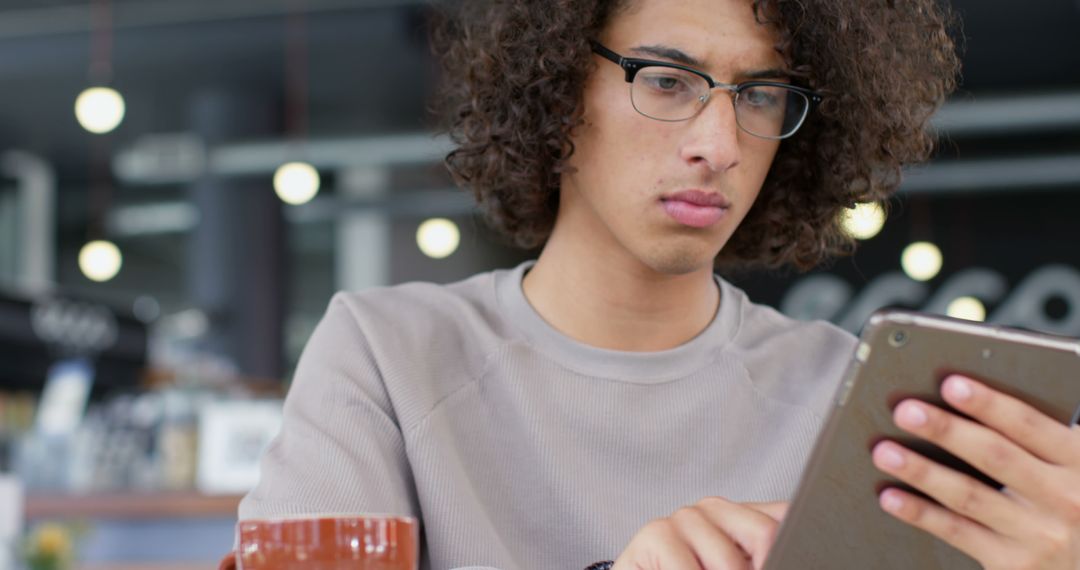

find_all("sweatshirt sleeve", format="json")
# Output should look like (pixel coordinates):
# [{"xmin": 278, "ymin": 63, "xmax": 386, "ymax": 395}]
[{"xmin": 238, "ymin": 293, "xmax": 420, "ymax": 520}]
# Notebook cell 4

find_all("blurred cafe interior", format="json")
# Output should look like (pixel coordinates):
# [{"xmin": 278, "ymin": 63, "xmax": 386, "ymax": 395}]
[{"xmin": 0, "ymin": 0, "xmax": 1077, "ymax": 568}]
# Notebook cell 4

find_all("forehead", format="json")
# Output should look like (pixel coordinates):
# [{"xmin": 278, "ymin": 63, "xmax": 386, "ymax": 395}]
[{"xmin": 601, "ymin": 0, "xmax": 783, "ymax": 73}]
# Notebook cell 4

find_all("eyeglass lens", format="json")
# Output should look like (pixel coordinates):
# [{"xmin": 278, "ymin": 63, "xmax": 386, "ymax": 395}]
[{"xmin": 630, "ymin": 66, "xmax": 810, "ymax": 139}]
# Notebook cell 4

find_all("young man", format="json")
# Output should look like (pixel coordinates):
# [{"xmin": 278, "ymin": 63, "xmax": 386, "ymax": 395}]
[{"xmin": 240, "ymin": 0, "xmax": 1080, "ymax": 568}]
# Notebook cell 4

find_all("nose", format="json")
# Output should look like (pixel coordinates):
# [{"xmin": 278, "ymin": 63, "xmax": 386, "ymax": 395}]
[{"xmin": 678, "ymin": 92, "xmax": 742, "ymax": 173}]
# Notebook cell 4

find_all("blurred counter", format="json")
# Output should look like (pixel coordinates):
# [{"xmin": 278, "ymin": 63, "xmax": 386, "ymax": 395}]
[{"xmin": 26, "ymin": 491, "xmax": 242, "ymax": 520}]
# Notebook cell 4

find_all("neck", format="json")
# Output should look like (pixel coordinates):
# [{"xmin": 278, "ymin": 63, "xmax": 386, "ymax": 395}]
[{"xmin": 522, "ymin": 226, "xmax": 720, "ymax": 352}]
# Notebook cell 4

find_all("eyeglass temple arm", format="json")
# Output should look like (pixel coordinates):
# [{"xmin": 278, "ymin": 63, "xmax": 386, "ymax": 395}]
[{"xmin": 590, "ymin": 41, "xmax": 641, "ymax": 82}]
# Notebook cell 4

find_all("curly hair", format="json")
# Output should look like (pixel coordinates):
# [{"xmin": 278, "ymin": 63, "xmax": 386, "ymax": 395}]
[{"xmin": 432, "ymin": 0, "xmax": 960, "ymax": 270}]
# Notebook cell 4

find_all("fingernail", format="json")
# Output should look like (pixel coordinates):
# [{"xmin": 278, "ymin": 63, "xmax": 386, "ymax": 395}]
[
  {"xmin": 881, "ymin": 491, "xmax": 904, "ymax": 513},
  {"xmin": 875, "ymin": 443, "xmax": 906, "ymax": 469},
  {"xmin": 899, "ymin": 402, "xmax": 928, "ymax": 427},
  {"xmin": 945, "ymin": 376, "xmax": 972, "ymax": 401}
]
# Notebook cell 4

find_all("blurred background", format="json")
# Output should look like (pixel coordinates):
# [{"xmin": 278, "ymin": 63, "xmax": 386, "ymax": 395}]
[{"xmin": 0, "ymin": 0, "xmax": 1077, "ymax": 568}]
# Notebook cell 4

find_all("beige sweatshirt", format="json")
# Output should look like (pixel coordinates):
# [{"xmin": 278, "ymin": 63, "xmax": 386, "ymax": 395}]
[{"xmin": 239, "ymin": 261, "xmax": 857, "ymax": 570}]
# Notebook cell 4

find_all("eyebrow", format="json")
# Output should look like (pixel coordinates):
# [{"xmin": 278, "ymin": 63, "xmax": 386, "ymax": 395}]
[
  {"xmin": 629, "ymin": 44, "xmax": 792, "ymax": 81},
  {"xmin": 629, "ymin": 44, "xmax": 704, "ymax": 67}
]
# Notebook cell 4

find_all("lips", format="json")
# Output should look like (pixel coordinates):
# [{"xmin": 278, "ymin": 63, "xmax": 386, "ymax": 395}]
[
  {"xmin": 661, "ymin": 190, "xmax": 732, "ymax": 208},
  {"xmin": 660, "ymin": 190, "xmax": 731, "ymax": 228}
]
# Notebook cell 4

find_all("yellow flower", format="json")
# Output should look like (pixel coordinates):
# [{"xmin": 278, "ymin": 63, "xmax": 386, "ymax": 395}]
[{"xmin": 32, "ymin": 524, "xmax": 72, "ymax": 557}]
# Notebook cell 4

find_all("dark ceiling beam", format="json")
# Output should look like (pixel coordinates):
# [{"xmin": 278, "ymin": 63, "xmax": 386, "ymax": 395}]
[{"xmin": 0, "ymin": 0, "xmax": 427, "ymax": 40}]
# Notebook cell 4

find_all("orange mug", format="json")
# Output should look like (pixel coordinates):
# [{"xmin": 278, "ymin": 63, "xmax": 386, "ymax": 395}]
[{"xmin": 218, "ymin": 514, "xmax": 419, "ymax": 570}]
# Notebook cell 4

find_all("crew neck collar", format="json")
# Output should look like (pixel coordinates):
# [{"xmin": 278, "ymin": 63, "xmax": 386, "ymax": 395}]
[{"xmin": 494, "ymin": 261, "xmax": 741, "ymax": 383}]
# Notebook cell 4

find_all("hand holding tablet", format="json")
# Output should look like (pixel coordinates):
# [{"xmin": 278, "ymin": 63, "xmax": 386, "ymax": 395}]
[{"xmin": 765, "ymin": 311, "xmax": 1080, "ymax": 569}]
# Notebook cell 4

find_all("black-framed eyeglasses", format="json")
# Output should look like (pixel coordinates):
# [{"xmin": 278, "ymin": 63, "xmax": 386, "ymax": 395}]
[{"xmin": 592, "ymin": 42, "xmax": 823, "ymax": 140}]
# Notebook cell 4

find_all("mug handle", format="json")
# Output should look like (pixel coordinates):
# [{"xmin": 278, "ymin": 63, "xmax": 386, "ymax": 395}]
[{"xmin": 218, "ymin": 552, "xmax": 237, "ymax": 570}]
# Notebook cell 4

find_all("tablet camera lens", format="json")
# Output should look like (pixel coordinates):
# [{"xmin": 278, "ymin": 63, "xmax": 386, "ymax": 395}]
[{"xmin": 889, "ymin": 330, "xmax": 908, "ymax": 348}]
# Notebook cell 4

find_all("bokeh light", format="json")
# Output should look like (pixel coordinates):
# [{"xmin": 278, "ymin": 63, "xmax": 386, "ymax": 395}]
[
  {"xmin": 946, "ymin": 296, "xmax": 987, "ymax": 322},
  {"xmin": 75, "ymin": 87, "xmax": 126, "ymax": 134},
  {"xmin": 901, "ymin": 241, "xmax": 943, "ymax": 282},
  {"xmin": 416, "ymin": 218, "xmax": 461, "ymax": 259},
  {"xmin": 79, "ymin": 240, "xmax": 123, "ymax": 282},
  {"xmin": 273, "ymin": 162, "xmax": 321, "ymax": 205},
  {"xmin": 842, "ymin": 202, "xmax": 886, "ymax": 240}
]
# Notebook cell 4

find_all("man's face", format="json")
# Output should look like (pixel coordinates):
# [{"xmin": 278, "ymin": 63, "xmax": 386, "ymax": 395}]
[{"xmin": 559, "ymin": 0, "xmax": 785, "ymax": 275}]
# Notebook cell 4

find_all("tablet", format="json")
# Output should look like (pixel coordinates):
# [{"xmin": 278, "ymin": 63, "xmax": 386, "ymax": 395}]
[{"xmin": 764, "ymin": 310, "xmax": 1080, "ymax": 570}]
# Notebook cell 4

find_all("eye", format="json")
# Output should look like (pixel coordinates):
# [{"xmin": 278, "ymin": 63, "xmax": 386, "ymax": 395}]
[
  {"xmin": 637, "ymin": 69, "xmax": 696, "ymax": 95},
  {"xmin": 654, "ymin": 76, "xmax": 680, "ymax": 90},
  {"xmin": 740, "ymin": 86, "xmax": 782, "ymax": 108}
]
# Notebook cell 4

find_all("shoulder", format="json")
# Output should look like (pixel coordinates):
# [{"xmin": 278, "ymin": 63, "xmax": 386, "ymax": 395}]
[
  {"xmin": 326, "ymin": 268, "xmax": 520, "ymax": 375},
  {"xmin": 327, "ymin": 269, "xmax": 517, "ymax": 354},
  {"xmin": 721, "ymin": 280, "xmax": 857, "ymax": 416},
  {"xmin": 304, "ymin": 269, "xmax": 518, "ymax": 427},
  {"xmin": 727, "ymin": 282, "xmax": 856, "ymax": 359},
  {"xmin": 332, "ymin": 270, "xmax": 497, "ymax": 324}
]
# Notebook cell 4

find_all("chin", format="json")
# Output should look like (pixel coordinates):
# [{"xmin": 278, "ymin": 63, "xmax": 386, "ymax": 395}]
[
  {"xmin": 640, "ymin": 249, "xmax": 716, "ymax": 276},
  {"xmin": 631, "ymin": 231, "xmax": 730, "ymax": 275}
]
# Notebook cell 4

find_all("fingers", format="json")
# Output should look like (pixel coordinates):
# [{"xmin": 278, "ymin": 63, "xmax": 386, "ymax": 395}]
[
  {"xmin": 877, "ymin": 376, "xmax": 1080, "ymax": 569},
  {"xmin": 889, "ymin": 397, "xmax": 1060, "ymax": 508},
  {"xmin": 878, "ymin": 485, "xmax": 1080, "ymax": 570},
  {"xmin": 612, "ymin": 498, "xmax": 782, "ymax": 570},
  {"xmin": 612, "ymin": 517, "xmax": 709, "ymax": 570},
  {"xmin": 939, "ymin": 375, "xmax": 1080, "ymax": 467},
  {"xmin": 876, "ymin": 487, "xmax": 1013, "ymax": 563},
  {"xmin": 745, "ymin": 501, "xmax": 788, "ymax": 522},
  {"xmin": 693, "ymin": 497, "xmax": 780, "ymax": 569},
  {"xmin": 670, "ymin": 507, "xmax": 752, "ymax": 569},
  {"xmin": 872, "ymin": 440, "xmax": 1035, "ymax": 537}
]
